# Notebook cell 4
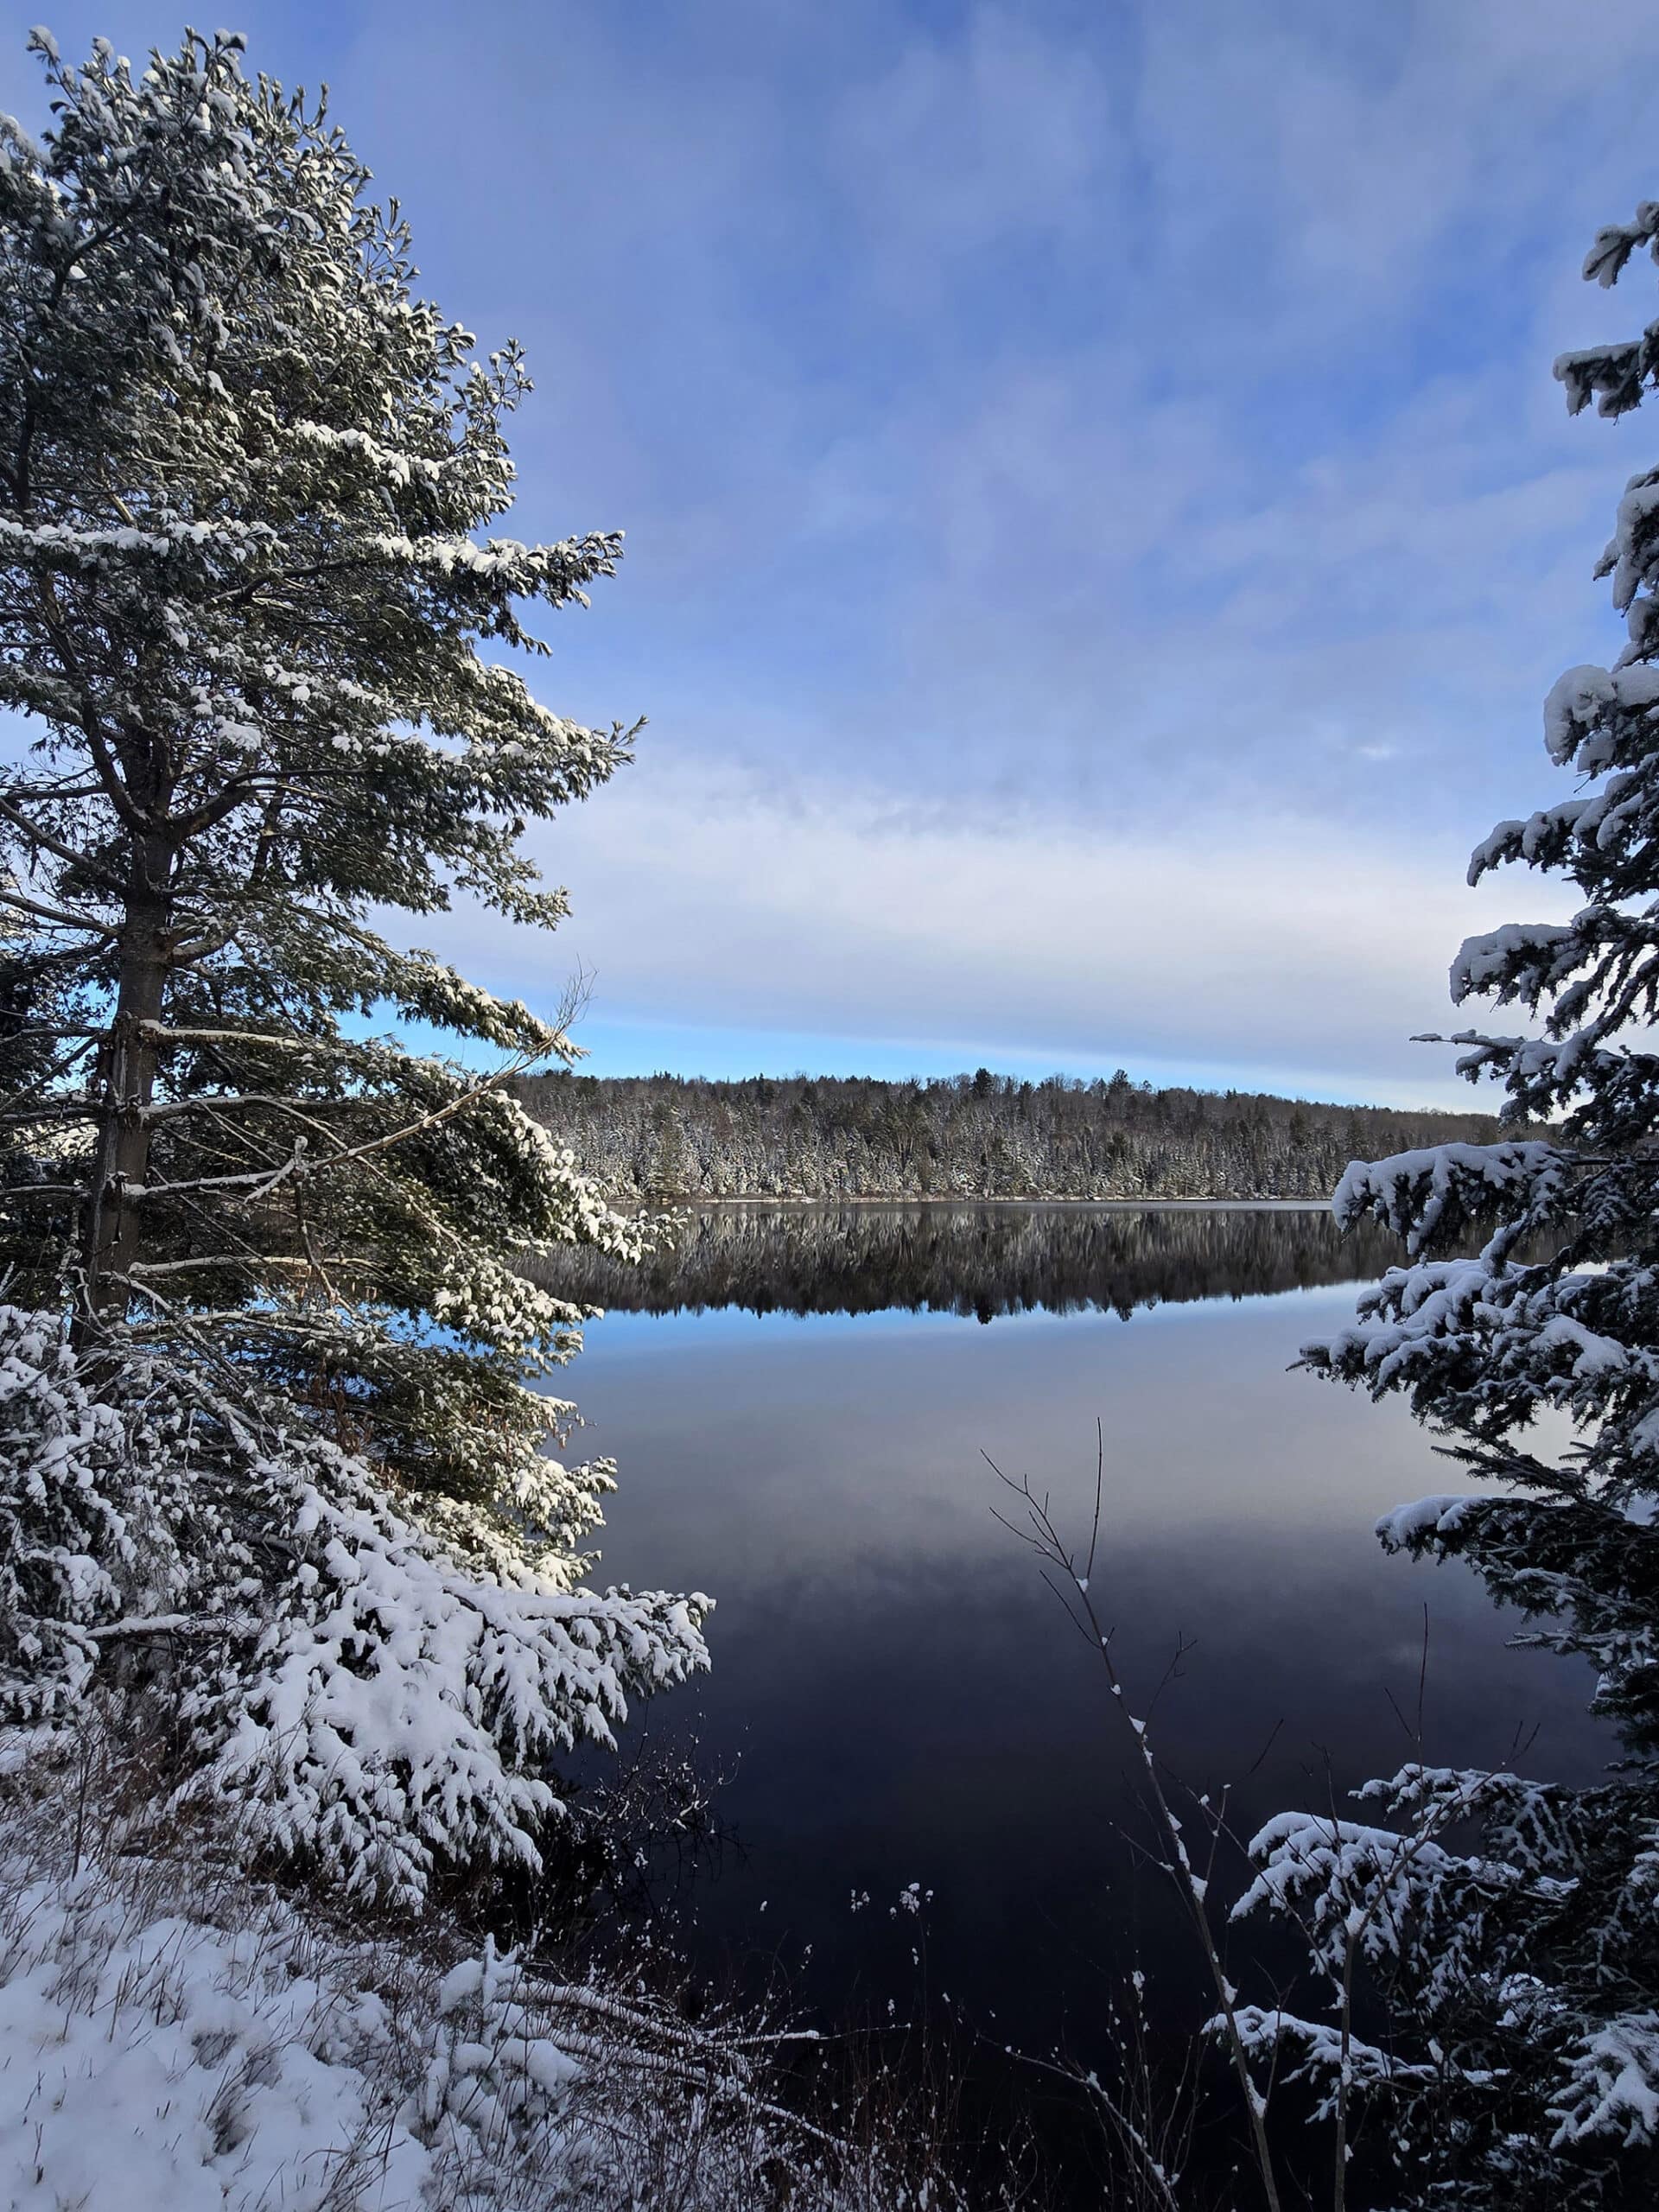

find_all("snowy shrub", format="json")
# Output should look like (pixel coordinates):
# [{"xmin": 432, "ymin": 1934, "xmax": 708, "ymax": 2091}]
[{"xmin": 204, "ymin": 1471, "xmax": 709, "ymax": 1909}]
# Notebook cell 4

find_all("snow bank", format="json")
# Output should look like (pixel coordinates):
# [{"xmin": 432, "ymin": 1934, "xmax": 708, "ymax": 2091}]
[
  {"xmin": 0, "ymin": 1814, "xmax": 587, "ymax": 2210},
  {"xmin": 0, "ymin": 1871, "xmax": 431, "ymax": 2210},
  {"xmin": 0, "ymin": 1759, "xmax": 891, "ymax": 2211}
]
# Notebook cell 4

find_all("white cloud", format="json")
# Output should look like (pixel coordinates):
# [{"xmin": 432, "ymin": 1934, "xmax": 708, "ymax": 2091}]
[
  {"xmin": 427, "ymin": 762, "xmax": 1573, "ymax": 1107},
  {"xmin": 826, "ymin": 6, "xmax": 1126, "ymax": 295}
]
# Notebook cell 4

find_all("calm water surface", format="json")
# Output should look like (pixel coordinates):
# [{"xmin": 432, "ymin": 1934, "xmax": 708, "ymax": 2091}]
[{"xmin": 544, "ymin": 1205, "xmax": 1607, "ymax": 2051}]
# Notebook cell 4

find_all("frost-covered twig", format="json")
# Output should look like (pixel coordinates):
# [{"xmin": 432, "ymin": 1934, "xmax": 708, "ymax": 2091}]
[{"xmin": 988, "ymin": 1423, "xmax": 1285, "ymax": 2212}]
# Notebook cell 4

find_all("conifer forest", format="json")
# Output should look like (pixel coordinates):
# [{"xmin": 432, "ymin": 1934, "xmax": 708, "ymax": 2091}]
[{"xmin": 518, "ymin": 1068, "xmax": 1509, "ymax": 1201}]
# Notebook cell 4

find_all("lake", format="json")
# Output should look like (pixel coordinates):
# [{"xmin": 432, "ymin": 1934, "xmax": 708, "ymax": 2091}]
[{"xmin": 536, "ymin": 1203, "xmax": 1609, "ymax": 2067}]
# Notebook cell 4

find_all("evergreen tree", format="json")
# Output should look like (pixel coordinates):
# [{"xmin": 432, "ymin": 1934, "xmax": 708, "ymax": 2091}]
[
  {"xmin": 1236, "ymin": 203, "xmax": 1659, "ymax": 2206},
  {"xmin": 0, "ymin": 29, "xmax": 706, "ymax": 1905}
]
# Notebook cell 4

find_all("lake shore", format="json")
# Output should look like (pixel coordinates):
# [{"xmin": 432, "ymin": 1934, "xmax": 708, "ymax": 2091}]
[{"xmin": 638, "ymin": 1192, "xmax": 1336, "ymax": 1211}]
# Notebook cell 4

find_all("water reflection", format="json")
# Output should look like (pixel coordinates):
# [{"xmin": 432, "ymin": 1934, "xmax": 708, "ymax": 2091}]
[
  {"xmin": 528, "ymin": 1199, "xmax": 1408, "ymax": 1319},
  {"xmin": 559, "ymin": 1208, "xmax": 1607, "ymax": 2064}
]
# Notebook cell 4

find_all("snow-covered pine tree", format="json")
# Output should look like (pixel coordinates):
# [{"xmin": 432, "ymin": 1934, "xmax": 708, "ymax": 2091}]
[
  {"xmin": 0, "ymin": 29, "xmax": 707, "ymax": 1906},
  {"xmin": 1232, "ymin": 205, "xmax": 1659, "ymax": 2208}
]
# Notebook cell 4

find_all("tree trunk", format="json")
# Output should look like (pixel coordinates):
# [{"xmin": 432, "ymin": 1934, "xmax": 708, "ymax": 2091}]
[{"xmin": 79, "ymin": 830, "xmax": 171, "ymax": 1321}]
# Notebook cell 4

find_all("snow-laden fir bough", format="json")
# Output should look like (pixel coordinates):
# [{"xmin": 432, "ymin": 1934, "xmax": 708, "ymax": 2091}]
[
  {"xmin": 1229, "ymin": 201, "xmax": 1659, "ymax": 2209},
  {"xmin": 0, "ymin": 28, "xmax": 707, "ymax": 1907}
]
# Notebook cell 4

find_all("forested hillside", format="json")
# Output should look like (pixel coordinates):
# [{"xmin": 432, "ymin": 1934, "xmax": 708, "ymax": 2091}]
[{"xmin": 517, "ymin": 1067, "xmax": 1510, "ymax": 1200}]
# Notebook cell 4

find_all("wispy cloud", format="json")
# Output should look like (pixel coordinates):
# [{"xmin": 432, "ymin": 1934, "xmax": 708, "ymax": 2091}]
[
  {"xmin": 431, "ymin": 764, "xmax": 1574, "ymax": 1107},
  {"xmin": 6, "ymin": 0, "xmax": 1654, "ymax": 1093}
]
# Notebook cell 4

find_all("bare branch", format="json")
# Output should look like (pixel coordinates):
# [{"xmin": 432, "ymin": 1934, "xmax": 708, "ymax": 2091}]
[{"xmin": 0, "ymin": 887, "xmax": 120, "ymax": 936}]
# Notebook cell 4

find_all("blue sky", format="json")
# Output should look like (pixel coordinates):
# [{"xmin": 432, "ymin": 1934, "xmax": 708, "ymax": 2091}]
[{"xmin": 8, "ymin": 0, "xmax": 1659, "ymax": 1104}]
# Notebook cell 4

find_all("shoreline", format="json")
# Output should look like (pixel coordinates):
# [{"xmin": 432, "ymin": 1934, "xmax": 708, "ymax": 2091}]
[{"xmin": 629, "ymin": 1194, "xmax": 1335, "ymax": 1212}]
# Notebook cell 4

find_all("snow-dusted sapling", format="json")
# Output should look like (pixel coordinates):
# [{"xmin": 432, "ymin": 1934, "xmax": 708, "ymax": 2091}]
[
  {"xmin": 0, "ymin": 29, "xmax": 706, "ymax": 1905},
  {"xmin": 1236, "ymin": 205, "xmax": 1659, "ymax": 2209}
]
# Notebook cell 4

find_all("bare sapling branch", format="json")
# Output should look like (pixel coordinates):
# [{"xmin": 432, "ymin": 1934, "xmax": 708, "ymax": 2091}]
[{"xmin": 988, "ymin": 1420, "xmax": 1286, "ymax": 2212}]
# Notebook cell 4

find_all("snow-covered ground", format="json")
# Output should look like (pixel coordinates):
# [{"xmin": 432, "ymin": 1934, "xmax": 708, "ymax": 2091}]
[{"xmin": 0, "ymin": 1745, "xmax": 910, "ymax": 2212}]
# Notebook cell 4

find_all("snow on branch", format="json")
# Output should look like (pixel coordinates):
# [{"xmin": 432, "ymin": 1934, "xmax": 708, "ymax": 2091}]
[
  {"xmin": 1553, "ymin": 2015, "xmax": 1659, "ymax": 2150},
  {"xmin": 205, "ymin": 1473, "xmax": 709, "ymax": 1908},
  {"xmin": 0, "ymin": 1308, "xmax": 709, "ymax": 1909},
  {"xmin": 1332, "ymin": 1140, "xmax": 1568, "ymax": 1255}
]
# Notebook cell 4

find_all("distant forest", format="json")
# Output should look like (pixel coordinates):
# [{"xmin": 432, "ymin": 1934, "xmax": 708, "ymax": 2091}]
[{"xmin": 516, "ymin": 1068, "xmax": 1509, "ymax": 1202}]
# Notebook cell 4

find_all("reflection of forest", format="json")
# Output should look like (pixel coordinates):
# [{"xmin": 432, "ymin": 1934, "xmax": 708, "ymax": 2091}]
[{"xmin": 523, "ymin": 1203, "xmax": 1408, "ymax": 1320}]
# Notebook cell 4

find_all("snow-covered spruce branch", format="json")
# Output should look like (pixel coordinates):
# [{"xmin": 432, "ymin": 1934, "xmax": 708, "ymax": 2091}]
[
  {"xmin": 1226, "ymin": 1770, "xmax": 1546, "ymax": 2207},
  {"xmin": 1236, "ymin": 192, "xmax": 1659, "ymax": 2209}
]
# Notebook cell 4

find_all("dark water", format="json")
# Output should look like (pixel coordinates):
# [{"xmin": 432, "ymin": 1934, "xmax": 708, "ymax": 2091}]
[{"xmin": 546, "ymin": 1204, "xmax": 1608, "ymax": 2066}]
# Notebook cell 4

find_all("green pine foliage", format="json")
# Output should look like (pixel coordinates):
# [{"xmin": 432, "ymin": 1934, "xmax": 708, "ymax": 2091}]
[{"xmin": 0, "ymin": 29, "xmax": 706, "ymax": 1903}]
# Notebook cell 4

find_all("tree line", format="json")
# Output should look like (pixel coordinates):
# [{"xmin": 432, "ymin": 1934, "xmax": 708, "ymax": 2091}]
[{"xmin": 517, "ymin": 1065, "xmax": 1511, "ymax": 1201}]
